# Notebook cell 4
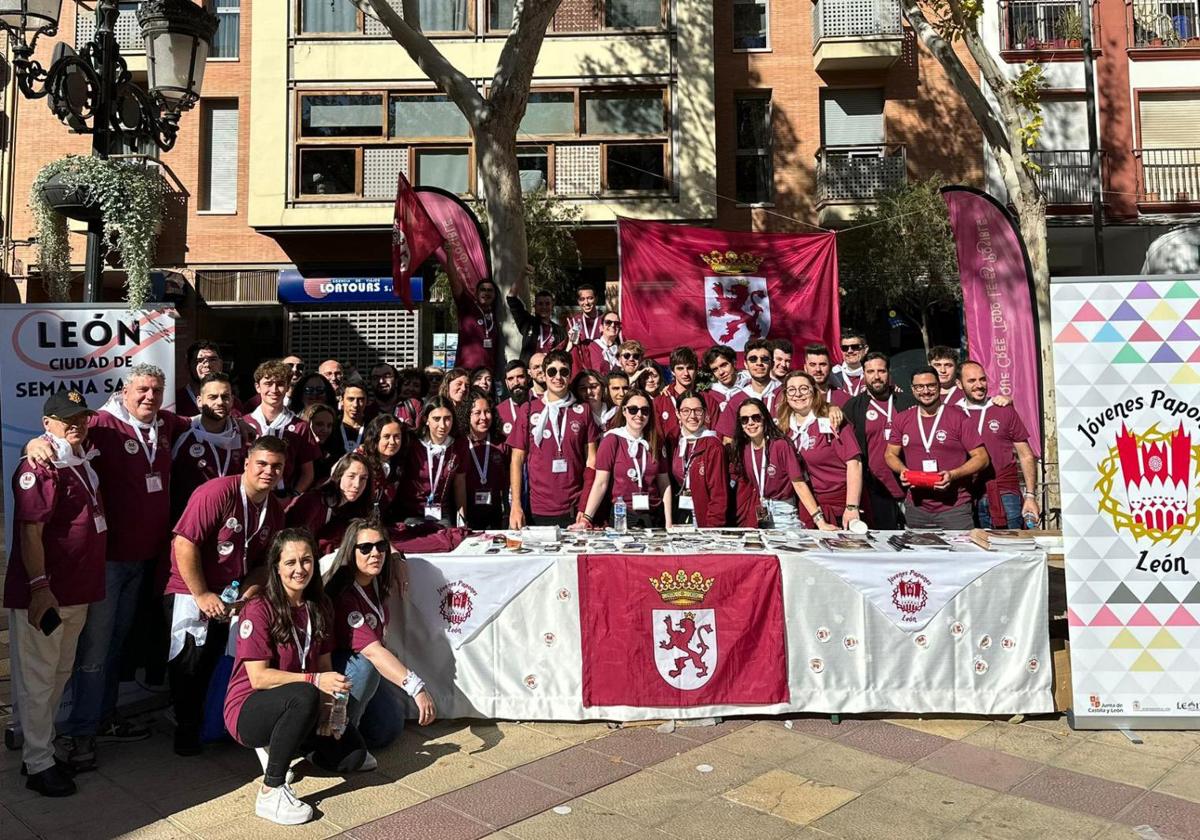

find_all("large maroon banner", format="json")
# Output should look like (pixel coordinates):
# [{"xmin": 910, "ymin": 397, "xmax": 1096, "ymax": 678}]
[
  {"xmin": 942, "ymin": 186, "xmax": 1043, "ymax": 456},
  {"xmin": 579, "ymin": 553, "xmax": 789, "ymax": 708},
  {"xmin": 392, "ymin": 173, "xmax": 444, "ymax": 308},
  {"xmin": 618, "ymin": 218, "xmax": 841, "ymax": 362},
  {"xmin": 415, "ymin": 187, "xmax": 490, "ymax": 295}
]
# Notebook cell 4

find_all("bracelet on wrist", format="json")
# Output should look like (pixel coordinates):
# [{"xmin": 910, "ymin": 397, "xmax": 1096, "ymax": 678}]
[
  {"xmin": 1022, "ymin": 491, "xmax": 1036, "ymax": 499},
  {"xmin": 845, "ymin": 504, "xmax": 859, "ymax": 511},
  {"xmin": 30, "ymin": 578, "xmax": 51, "ymax": 592},
  {"xmin": 810, "ymin": 510, "xmax": 824, "ymax": 521},
  {"xmin": 580, "ymin": 511, "xmax": 593, "ymax": 523}
]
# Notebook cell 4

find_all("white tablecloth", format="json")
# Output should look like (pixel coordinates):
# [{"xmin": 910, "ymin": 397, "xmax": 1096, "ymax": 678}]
[{"xmin": 386, "ymin": 543, "xmax": 1054, "ymax": 721}]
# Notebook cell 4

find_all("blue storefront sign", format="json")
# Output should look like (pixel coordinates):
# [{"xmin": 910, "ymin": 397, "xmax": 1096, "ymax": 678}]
[{"xmin": 277, "ymin": 270, "xmax": 423, "ymax": 304}]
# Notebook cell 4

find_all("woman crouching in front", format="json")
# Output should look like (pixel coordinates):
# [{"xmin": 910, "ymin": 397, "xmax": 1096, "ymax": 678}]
[
  {"xmin": 223, "ymin": 528, "xmax": 367, "ymax": 825},
  {"xmin": 327, "ymin": 517, "xmax": 437, "ymax": 752}
]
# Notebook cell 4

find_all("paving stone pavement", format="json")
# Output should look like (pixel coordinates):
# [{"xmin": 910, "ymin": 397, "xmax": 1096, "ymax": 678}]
[{"xmin": 2, "ymin": 709, "xmax": 1200, "ymax": 840}]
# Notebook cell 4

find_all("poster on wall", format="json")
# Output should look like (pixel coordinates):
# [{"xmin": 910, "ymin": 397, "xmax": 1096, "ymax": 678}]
[
  {"xmin": 1052, "ymin": 276, "xmax": 1200, "ymax": 729},
  {"xmin": 0, "ymin": 304, "xmax": 177, "ymax": 535}
]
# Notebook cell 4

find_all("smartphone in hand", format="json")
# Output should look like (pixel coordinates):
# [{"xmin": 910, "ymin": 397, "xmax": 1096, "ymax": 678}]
[{"xmin": 40, "ymin": 608, "xmax": 62, "ymax": 636}]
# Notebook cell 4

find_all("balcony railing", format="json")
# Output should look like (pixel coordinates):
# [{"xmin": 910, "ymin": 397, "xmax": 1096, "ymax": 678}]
[
  {"xmin": 816, "ymin": 144, "xmax": 907, "ymax": 204},
  {"xmin": 1000, "ymin": 0, "xmax": 1093, "ymax": 51},
  {"xmin": 1136, "ymin": 148, "xmax": 1200, "ymax": 202},
  {"xmin": 1129, "ymin": 0, "xmax": 1200, "ymax": 47},
  {"xmin": 812, "ymin": 0, "xmax": 903, "ymax": 47},
  {"xmin": 76, "ymin": 2, "xmax": 144, "ymax": 54},
  {"xmin": 1028, "ymin": 149, "xmax": 1096, "ymax": 204}
]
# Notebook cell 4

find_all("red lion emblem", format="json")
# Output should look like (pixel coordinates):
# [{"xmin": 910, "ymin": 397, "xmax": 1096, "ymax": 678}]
[
  {"xmin": 707, "ymin": 281, "xmax": 767, "ymax": 344},
  {"xmin": 658, "ymin": 613, "xmax": 713, "ymax": 678}
]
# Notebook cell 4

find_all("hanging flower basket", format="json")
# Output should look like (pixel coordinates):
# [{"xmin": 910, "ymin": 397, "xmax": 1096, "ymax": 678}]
[{"xmin": 30, "ymin": 155, "xmax": 166, "ymax": 307}]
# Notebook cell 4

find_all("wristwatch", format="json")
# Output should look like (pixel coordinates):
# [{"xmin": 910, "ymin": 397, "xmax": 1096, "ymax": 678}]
[{"xmin": 845, "ymin": 504, "xmax": 860, "ymax": 511}]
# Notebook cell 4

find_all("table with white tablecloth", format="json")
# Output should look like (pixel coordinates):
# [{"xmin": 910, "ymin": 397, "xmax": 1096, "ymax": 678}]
[{"xmin": 386, "ymin": 536, "xmax": 1054, "ymax": 721}]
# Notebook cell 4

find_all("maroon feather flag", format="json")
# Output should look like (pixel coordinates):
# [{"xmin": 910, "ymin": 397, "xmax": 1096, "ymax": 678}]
[{"xmin": 392, "ymin": 173, "xmax": 444, "ymax": 308}]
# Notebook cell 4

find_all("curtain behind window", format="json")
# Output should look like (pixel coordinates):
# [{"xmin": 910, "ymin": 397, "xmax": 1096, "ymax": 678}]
[
  {"xmin": 302, "ymin": 0, "xmax": 358, "ymax": 32},
  {"xmin": 418, "ymin": 0, "xmax": 467, "ymax": 30}
]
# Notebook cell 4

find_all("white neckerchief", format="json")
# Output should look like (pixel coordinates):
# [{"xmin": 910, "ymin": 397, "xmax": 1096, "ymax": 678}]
[
  {"xmin": 531, "ymin": 393, "xmax": 577, "ymax": 450},
  {"xmin": 598, "ymin": 405, "xmax": 619, "ymax": 427},
  {"xmin": 916, "ymin": 404, "xmax": 946, "ymax": 454},
  {"xmin": 599, "ymin": 339, "xmax": 620, "ymax": 369},
  {"xmin": 678, "ymin": 429, "xmax": 717, "ymax": 491},
  {"xmin": 869, "ymin": 394, "xmax": 895, "ymax": 425},
  {"xmin": 468, "ymin": 437, "xmax": 492, "ymax": 485},
  {"xmin": 240, "ymin": 482, "xmax": 269, "ymax": 574},
  {"xmin": 607, "ymin": 427, "xmax": 649, "ymax": 490},
  {"xmin": 578, "ymin": 311, "xmax": 600, "ymax": 341},
  {"xmin": 958, "ymin": 397, "xmax": 992, "ymax": 435},
  {"xmin": 789, "ymin": 413, "xmax": 817, "ymax": 451},
  {"xmin": 424, "ymin": 438, "xmax": 450, "ymax": 500},
  {"xmin": 749, "ymin": 439, "xmax": 770, "ymax": 500},
  {"xmin": 48, "ymin": 434, "xmax": 101, "ymax": 506},
  {"xmin": 353, "ymin": 578, "xmax": 386, "ymax": 628},
  {"xmin": 746, "ymin": 378, "xmax": 780, "ymax": 404},
  {"xmin": 290, "ymin": 604, "xmax": 312, "ymax": 667},
  {"xmin": 710, "ymin": 381, "xmax": 741, "ymax": 406},
  {"xmin": 174, "ymin": 417, "xmax": 241, "ymax": 476},
  {"xmin": 250, "ymin": 404, "xmax": 294, "ymax": 438},
  {"xmin": 100, "ymin": 395, "xmax": 158, "ymax": 468},
  {"xmin": 842, "ymin": 366, "xmax": 865, "ymax": 396}
]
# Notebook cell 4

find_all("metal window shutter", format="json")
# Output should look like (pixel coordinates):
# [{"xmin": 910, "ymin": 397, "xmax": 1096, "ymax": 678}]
[
  {"xmin": 287, "ymin": 308, "xmax": 421, "ymax": 371},
  {"xmin": 821, "ymin": 89, "xmax": 884, "ymax": 146},
  {"xmin": 206, "ymin": 104, "xmax": 239, "ymax": 212},
  {"xmin": 1140, "ymin": 93, "xmax": 1200, "ymax": 148}
]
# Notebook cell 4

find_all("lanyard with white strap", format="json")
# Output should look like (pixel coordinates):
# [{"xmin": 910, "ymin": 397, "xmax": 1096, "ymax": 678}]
[
  {"xmin": 749, "ymin": 441, "xmax": 770, "ymax": 501},
  {"xmin": 468, "ymin": 439, "xmax": 491, "ymax": 485},
  {"xmin": 290, "ymin": 604, "xmax": 313, "ymax": 668},
  {"xmin": 538, "ymin": 323, "xmax": 555, "ymax": 350},
  {"xmin": 916, "ymin": 404, "xmax": 946, "ymax": 454},
  {"xmin": 341, "ymin": 423, "xmax": 364, "ymax": 453},
  {"xmin": 132, "ymin": 421, "xmax": 159, "ymax": 470},
  {"xmin": 580, "ymin": 313, "xmax": 599, "ymax": 341},
  {"xmin": 679, "ymin": 436, "xmax": 702, "ymax": 492},
  {"xmin": 206, "ymin": 432, "xmax": 234, "ymax": 477},
  {"xmin": 545, "ymin": 403, "xmax": 568, "ymax": 456},
  {"xmin": 869, "ymin": 395, "xmax": 894, "ymax": 426},
  {"xmin": 66, "ymin": 463, "xmax": 101, "ymax": 510},
  {"xmin": 424, "ymin": 441, "xmax": 448, "ymax": 500},
  {"xmin": 843, "ymin": 369, "xmax": 864, "ymax": 396},
  {"xmin": 627, "ymin": 439, "xmax": 648, "ymax": 491},
  {"xmin": 353, "ymin": 580, "xmax": 386, "ymax": 629},
  {"xmin": 240, "ymin": 483, "xmax": 268, "ymax": 575}
]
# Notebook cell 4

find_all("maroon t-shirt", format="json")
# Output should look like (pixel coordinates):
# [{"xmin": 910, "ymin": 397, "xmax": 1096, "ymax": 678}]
[
  {"xmin": 966, "ymin": 402, "xmax": 1028, "ymax": 477},
  {"xmin": 243, "ymin": 411, "xmax": 320, "ymax": 493},
  {"xmin": 224, "ymin": 597, "xmax": 333, "ymax": 745},
  {"xmin": 740, "ymin": 438, "xmax": 804, "ymax": 501},
  {"xmin": 333, "ymin": 581, "xmax": 389, "ymax": 654},
  {"xmin": 285, "ymin": 488, "xmax": 368, "ymax": 557},
  {"xmin": 710, "ymin": 388, "xmax": 749, "ymax": 439},
  {"xmin": 454, "ymin": 285, "xmax": 497, "ymax": 372},
  {"xmin": 825, "ymin": 388, "xmax": 850, "ymax": 408},
  {"xmin": 166, "ymin": 476, "xmax": 285, "ymax": 596},
  {"xmin": 170, "ymin": 422, "xmax": 248, "ymax": 518},
  {"xmin": 791, "ymin": 419, "xmax": 861, "ymax": 496},
  {"xmin": 595, "ymin": 432, "xmax": 666, "ymax": 509},
  {"xmin": 3, "ymin": 451, "xmax": 107, "ymax": 609},
  {"xmin": 837, "ymin": 370, "xmax": 868, "ymax": 400},
  {"xmin": 670, "ymin": 434, "xmax": 728, "ymax": 527},
  {"xmin": 585, "ymin": 339, "xmax": 622, "ymax": 373},
  {"xmin": 653, "ymin": 389, "xmax": 689, "ymax": 446},
  {"xmin": 862, "ymin": 394, "xmax": 904, "ymax": 499},
  {"xmin": 496, "ymin": 398, "xmax": 521, "ymax": 439},
  {"xmin": 89, "ymin": 409, "xmax": 190, "ymax": 563},
  {"xmin": 891, "ymin": 405, "xmax": 986, "ymax": 512},
  {"xmin": 567, "ymin": 312, "xmax": 603, "ymax": 343},
  {"xmin": 393, "ymin": 438, "xmax": 466, "ymax": 520},
  {"xmin": 507, "ymin": 397, "xmax": 599, "ymax": 517},
  {"xmin": 463, "ymin": 439, "xmax": 510, "ymax": 518}
]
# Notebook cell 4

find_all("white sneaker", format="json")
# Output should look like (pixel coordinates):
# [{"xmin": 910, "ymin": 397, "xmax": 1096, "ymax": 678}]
[
  {"xmin": 255, "ymin": 783, "xmax": 313, "ymax": 825},
  {"xmin": 358, "ymin": 750, "xmax": 377, "ymax": 772},
  {"xmin": 255, "ymin": 747, "xmax": 295, "ymax": 784}
]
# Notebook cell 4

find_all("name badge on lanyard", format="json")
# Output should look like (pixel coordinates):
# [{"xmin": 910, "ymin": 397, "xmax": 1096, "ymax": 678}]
[
  {"xmin": 133, "ymin": 424, "xmax": 163, "ymax": 493},
  {"xmin": 632, "ymin": 493, "xmax": 650, "ymax": 511},
  {"xmin": 917, "ymin": 404, "xmax": 944, "ymax": 474},
  {"xmin": 468, "ymin": 441, "xmax": 492, "ymax": 506},
  {"xmin": 425, "ymin": 442, "xmax": 447, "ymax": 520},
  {"xmin": 68, "ymin": 464, "xmax": 106, "ymax": 532},
  {"xmin": 678, "ymin": 492, "xmax": 694, "ymax": 511}
]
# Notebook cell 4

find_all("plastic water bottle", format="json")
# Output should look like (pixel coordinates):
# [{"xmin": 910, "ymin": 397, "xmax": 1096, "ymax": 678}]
[
  {"xmin": 613, "ymin": 499, "xmax": 628, "ymax": 533},
  {"xmin": 329, "ymin": 691, "xmax": 349, "ymax": 738},
  {"xmin": 1022, "ymin": 513, "xmax": 1039, "ymax": 530},
  {"xmin": 219, "ymin": 580, "xmax": 240, "ymax": 605}
]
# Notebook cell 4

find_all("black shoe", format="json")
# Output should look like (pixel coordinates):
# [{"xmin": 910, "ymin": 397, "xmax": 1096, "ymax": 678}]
[
  {"xmin": 26, "ymin": 765, "xmax": 77, "ymax": 797},
  {"xmin": 96, "ymin": 718, "xmax": 150, "ymax": 742},
  {"xmin": 21, "ymin": 758, "xmax": 76, "ymax": 778},
  {"xmin": 174, "ymin": 727, "xmax": 202, "ymax": 757}
]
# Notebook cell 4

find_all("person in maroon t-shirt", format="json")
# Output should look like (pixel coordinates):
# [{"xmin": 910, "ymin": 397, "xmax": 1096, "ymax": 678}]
[
  {"xmin": 703, "ymin": 345, "xmax": 750, "ymax": 442},
  {"xmin": 171, "ymin": 372, "xmax": 248, "ymax": 520},
  {"xmin": 832, "ymin": 331, "xmax": 870, "ymax": 400},
  {"xmin": 452, "ymin": 272, "xmax": 501, "ymax": 373},
  {"xmin": 176, "ymin": 340, "xmax": 244, "ymax": 418},
  {"xmin": 462, "ymin": 395, "xmax": 511, "ymax": 530},
  {"xmin": 286, "ymin": 453, "xmax": 374, "ymax": 556},
  {"xmin": 957, "ymin": 361, "xmax": 1040, "ymax": 528},
  {"xmin": 598, "ymin": 371, "xmax": 629, "ymax": 430},
  {"xmin": 732, "ymin": 398, "xmax": 832, "ymax": 530},
  {"xmin": 393, "ymin": 397, "xmax": 466, "ymax": 525},
  {"xmin": 741, "ymin": 338, "xmax": 781, "ymax": 411},
  {"xmin": 777, "ymin": 372, "xmax": 863, "ymax": 529},
  {"xmin": 573, "ymin": 390, "xmax": 674, "ymax": 529},
  {"xmin": 771, "ymin": 339, "xmax": 793, "ymax": 383},
  {"xmin": 585, "ymin": 313, "xmax": 623, "ymax": 373},
  {"xmin": 929, "ymin": 345, "xmax": 963, "ymax": 405},
  {"xmin": 804, "ymin": 343, "xmax": 849, "ymax": 409},
  {"xmin": 245, "ymin": 361, "xmax": 319, "ymax": 497},
  {"xmin": 565, "ymin": 283, "xmax": 603, "ymax": 347},
  {"xmin": 573, "ymin": 369, "xmax": 605, "ymax": 423},
  {"xmin": 497, "ymin": 360, "xmax": 530, "ymax": 437},
  {"xmin": 165, "ymin": 436, "xmax": 287, "ymax": 756},
  {"xmin": 653, "ymin": 347, "xmax": 700, "ymax": 447},
  {"xmin": 6, "ymin": 389, "xmax": 106, "ymax": 797},
  {"xmin": 670, "ymin": 391, "xmax": 728, "ymax": 527},
  {"xmin": 508, "ymin": 349, "xmax": 600, "ymax": 528},
  {"xmin": 223, "ymin": 530, "xmax": 365, "ymax": 825},
  {"xmin": 885, "ymin": 367, "xmax": 990, "ymax": 530},
  {"xmin": 354, "ymin": 414, "xmax": 406, "ymax": 517},
  {"xmin": 842, "ymin": 353, "xmax": 916, "ymax": 530}
]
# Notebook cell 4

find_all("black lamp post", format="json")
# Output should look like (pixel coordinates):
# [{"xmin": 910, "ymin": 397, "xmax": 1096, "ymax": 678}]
[{"xmin": 0, "ymin": 0, "xmax": 217, "ymax": 302}]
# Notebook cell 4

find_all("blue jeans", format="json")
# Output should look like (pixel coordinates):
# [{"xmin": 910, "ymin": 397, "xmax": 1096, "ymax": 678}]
[
  {"xmin": 977, "ymin": 493, "xmax": 1025, "ymax": 529},
  {"xmin": 61, "ymin": 560, "xmax": 147, "ymax": 737},
  {"xmin": 764, "ymin": 498, "xmax": 799, "ymax": 528},
  {"xmin": 333, "ymin": 651, "xmax": 405, "ymax": 750}
]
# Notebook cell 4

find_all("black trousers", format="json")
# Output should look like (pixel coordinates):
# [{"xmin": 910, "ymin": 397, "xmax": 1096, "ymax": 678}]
[
  {"xmin": 164, "ymin": 594, "xmax": 230, "ymax": 737},
  {"xmin": 530, "ymin": 513, "xmax": 575, "ymax": 528},
  {"xmin": 865, "ymin": 479, "xmax": 904, "ymax": 531},
  {"xmin": 236, "ymin": 682, "xmax": 366, "ymax": 787}
]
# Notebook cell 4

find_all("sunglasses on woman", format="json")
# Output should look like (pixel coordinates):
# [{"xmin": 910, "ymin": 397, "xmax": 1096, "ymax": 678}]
[
  {"xmin": 355, "ymin": 540, "xmax": 390, "ymax": 555},
  {"xmin": 739, "ymin": 413, "xmax": 764, "ymax": 425},
  {"xmin": 624, "ymin": 405, "xmax": 651, "ymax": 417},
  {"xmin": 603, "ymin": 319, "xmax": 621, "ymax": 327}
]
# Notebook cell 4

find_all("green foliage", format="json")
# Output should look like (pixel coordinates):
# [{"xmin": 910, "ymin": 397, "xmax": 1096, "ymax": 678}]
[
  {"xmin": 838, "ymin": 178, "xmax": 961, "ymax": 348},
  {"xmin": 30, "ymin": 155, "xmax": 166, "ymax": 308},
  {"xmin": 1013, "ymin": 61, "xmax": 1047, "ymax": 162}
]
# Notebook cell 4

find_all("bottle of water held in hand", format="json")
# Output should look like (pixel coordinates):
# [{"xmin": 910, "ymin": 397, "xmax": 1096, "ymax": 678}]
[
  {"xmin": 219, "ymin": 580, "xmax": 240, "ymax": 605},
  {"xmin": 330, "ymin": 691, "xmax": 349, "ymax": 738},
  {"xmin": 613, "ymin": 499, "xmax": 627, "ymax": 534}
]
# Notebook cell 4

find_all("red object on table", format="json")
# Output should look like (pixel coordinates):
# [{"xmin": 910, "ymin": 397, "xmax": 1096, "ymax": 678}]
[{"xmin": 903, "ymin": 470, "xmax": 943, "ymax": 488}]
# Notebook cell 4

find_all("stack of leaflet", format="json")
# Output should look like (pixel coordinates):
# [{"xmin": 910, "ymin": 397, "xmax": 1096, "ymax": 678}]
[
  {"xmin": 887, "ymin": 530, "xmax": 954, "ymax": 551},
  {"xmin": 968, "ymin": 529, "xmax": 1038, "ymax": 551}
]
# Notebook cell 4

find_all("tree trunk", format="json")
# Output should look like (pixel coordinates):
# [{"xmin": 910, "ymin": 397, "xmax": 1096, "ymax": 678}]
[
  {"xmin": 918, "ymin": 309, "xmax": 931, "ymax": 354},
  {"xmin": 475, "ymin": 123, "xmax": 528, "ymax": 370}
]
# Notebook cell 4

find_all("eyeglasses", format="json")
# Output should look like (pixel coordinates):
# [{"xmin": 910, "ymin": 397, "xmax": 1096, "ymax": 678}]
[
  {"xmin": 603, "ymin": 319, "xmax": 621, "ymax": 327},
  {"xmin": 545, "ymin": 366, "xmax": 570, "ymax": 378},
  {"xmin": 195, "ymin": 355, "xmax": 221, "ymax": 365},
  {"xmin": 679, "ymin": 407, "xmax": 705, "ymax": 416},
  {"xmin": 912, "ymin": 384, "xmax": 940, "ymax": 392},
  {"xmin": 303, "ymin": 386, "xmax": 325, "ymax": 395},
  {"xmin": 355, "ymin": 539, "xmax": 389, "ymax": 555},
  {"xmin": 620, "ymin": 352, "xmax": 642, "ymax": 360},
  {"xmin": 624, "ymin": 405, "xmax": 651, "ymax": 417},
  {"xmin": 746, "ymin": 355, "xmax": 769, "ymax": 364},
  {"xmin": 739, "ymin": 413, "xmax": 764, "ymax": 425},
  {"xmin": 50, "ymin": 414, "xmax": 89, "ymax": 427},
  {"xmin": 841, "ymin": 343, "xmax": 864, "ymax": 352},
  {"xmin": 785, "ymin": 386, "xmax": 813, "ymax": 396}
]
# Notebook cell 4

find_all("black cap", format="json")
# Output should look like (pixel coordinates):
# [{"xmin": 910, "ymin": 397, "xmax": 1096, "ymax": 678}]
[{"xmin": 43, "ymin": 389, "xmax": 94, "ymax": 419}]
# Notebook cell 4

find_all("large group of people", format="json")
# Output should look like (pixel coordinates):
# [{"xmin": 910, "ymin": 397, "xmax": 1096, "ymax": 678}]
[{"xmin": 5, "ymin": 280, "xmax": 1041, "ymax": 824}]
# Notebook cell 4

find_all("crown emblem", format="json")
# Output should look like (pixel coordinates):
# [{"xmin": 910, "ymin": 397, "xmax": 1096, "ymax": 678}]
[
  {"xmin": 67, "ymin": 391, "xmax": 83, "ymax": 403},
  {"xmin": 700, "ymin": 250, "xmax": 763, "ymax": 275},
  {"xmin": 1116, "ymin": 423, "xmax": 1193, "ymax": 531},
  {"xmin": 649, "ymin": 569, "xmax": 714, "ymax": 606}
]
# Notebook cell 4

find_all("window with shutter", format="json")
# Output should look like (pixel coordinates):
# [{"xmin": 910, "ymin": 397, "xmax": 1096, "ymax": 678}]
[
  {"xmin": 821, "ymin": 89, "xmax": 884, "ymax": 146},
  {"xmin": 1139, "ymin": 92, "xmax": 1200, "ymax": 148},
  {"xmin": 201, "ymin": 102, "xmax": 239, "ymax": 213}
]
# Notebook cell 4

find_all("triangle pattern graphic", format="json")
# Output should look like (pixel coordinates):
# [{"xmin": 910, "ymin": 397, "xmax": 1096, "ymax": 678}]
[
  {"xmin": 1067, "ymin": 607, "xmax": 1087, "ymax": 627},
  {"xmin": 1113, "ymin": 344, "xmax": 1144, "ymax": 364},
  {"xmin": 1106, "ymin": 582, "xmax": 1141, "ymax": 604},
  {"xmin": 1108, "ymin": 628, "xmax": 1142, "ymax": 649},
  {"xmin": 1172, "ymin": 366, "xmax": 1200, "ymax": 386},
  {"xmin": 1110, "ymin": 302, "xmax": 1143, "ymax": 321},
  {"xmin": 1165, "ymin": 280, "xmax": 1198, "ymax": 299},
  {"xmin": 1072, "ymin": 302, "xmax": 1107, "ymax": 321},
  {"xmin": 1089, "ymin": 605, "xmax": 1123, "ymax": 626},
  {"xmin": 1168, "ymin": 322, "xmax": 1200, "ymax": 341},
  {"xmin": 1131, "ymin": 651, "xmax": 1164, "ymax": 672},
  {"xmin": 1128, "ymin": 605, "xmax": 1160, "ymax": 626},
  {"xmin": 1151, "ymin": 343, "xmax": 1182, "ymax": 363},
  {"xmin": 1145, "ymin": 583, "xmax": 1179, "ymax": 604},
  {"xmin": 1148, "ymin": 300, "xmax": 1179, "ymax": 321},
  {"xmin": 1166, "ymin": 606, "xmax": 1200, "ymax": 627},
  {"xmin": 1184, "ymin": 582, "xmax": 1200, "ymax": 604},
  {"xmin": 1130, "ymin": 322, "xmax": 1163, "ymax": 342},
  {"xmin": 1127, "ymin": 281, "xmax": 1161, "ymax": 300},
  {"xmin": 1056, "ymin": 324, "xmax": 1089, "ymax": 344},
  {"xmin": 1147, "ymin": 629, "xmax": 1182, "ymax": 649},
  {"xmin": 1094, "ymin": 323, "xmax": 1126, "ymax": 343}
]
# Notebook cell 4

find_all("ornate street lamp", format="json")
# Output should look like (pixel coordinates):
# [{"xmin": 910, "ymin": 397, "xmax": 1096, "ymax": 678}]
[{"xmin": 0, "ymin": 0, "xmax": 217, "ymax": 301}]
